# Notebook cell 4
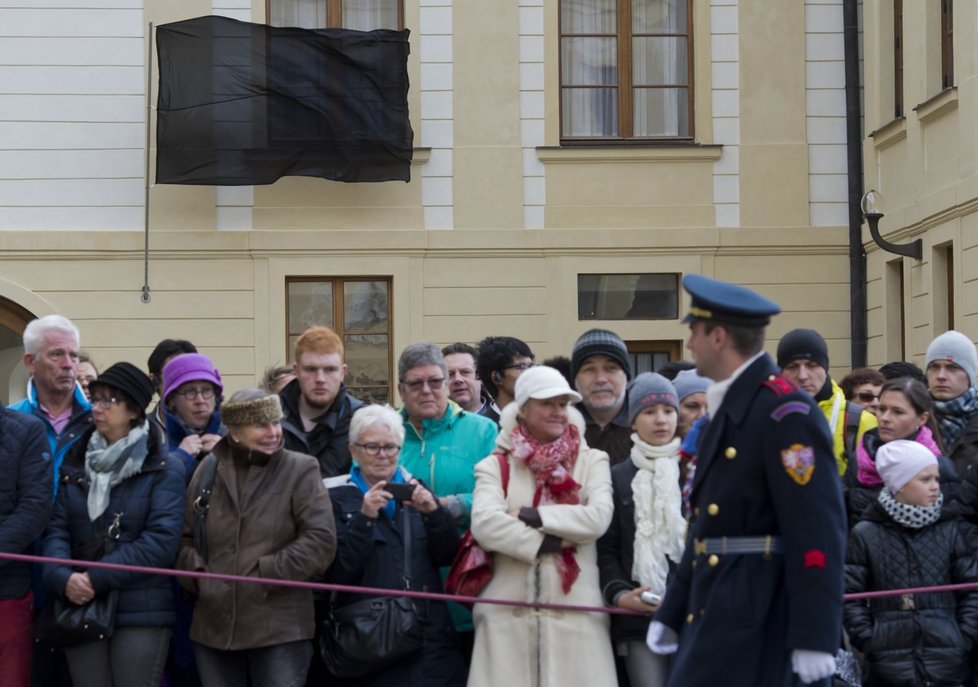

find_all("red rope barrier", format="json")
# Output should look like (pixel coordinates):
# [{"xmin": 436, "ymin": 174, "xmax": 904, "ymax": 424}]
[{"xmin": 4, "ymin": 550, "xmax": 968, "ymax": 610}]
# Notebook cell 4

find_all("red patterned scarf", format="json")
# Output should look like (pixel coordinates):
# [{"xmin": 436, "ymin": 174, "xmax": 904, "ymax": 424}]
[{"xmin": 509, "ymin": 422, "xmax": 582, "ymax": 593}]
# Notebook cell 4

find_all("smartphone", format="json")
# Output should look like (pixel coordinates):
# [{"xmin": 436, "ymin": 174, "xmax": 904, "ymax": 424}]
[
  {"xmin": 384, "ymin": 483, "xmax": 416, "ymax": 501},
  {"xmin": 640, "ymin": 591, "xmax": 662, "ymax": 606}
]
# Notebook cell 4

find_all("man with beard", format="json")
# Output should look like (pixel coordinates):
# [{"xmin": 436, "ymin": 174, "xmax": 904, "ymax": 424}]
[
  {"xmin": 279, "ymin": 326, "xmax": 364, "ymax": 478},
  {"xmin": 571, "ymin": 328, "xmax": 632, "ymax": 463}
]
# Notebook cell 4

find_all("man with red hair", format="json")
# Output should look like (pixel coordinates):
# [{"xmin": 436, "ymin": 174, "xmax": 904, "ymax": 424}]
[{"xmin": 280, "ymin": 326, "xmax": 364, "ymax": 478}]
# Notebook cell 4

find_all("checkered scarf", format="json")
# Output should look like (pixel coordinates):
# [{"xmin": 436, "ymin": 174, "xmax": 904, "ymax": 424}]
[{"xmin": 932, "ymin": 385, "xmax": 978, "ymax": 449}]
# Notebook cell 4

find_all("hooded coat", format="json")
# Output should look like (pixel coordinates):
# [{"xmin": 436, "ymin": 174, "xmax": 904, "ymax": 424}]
[{"xmin": 467, "ymin": 404, "xmax": 616, "ymax": 687}]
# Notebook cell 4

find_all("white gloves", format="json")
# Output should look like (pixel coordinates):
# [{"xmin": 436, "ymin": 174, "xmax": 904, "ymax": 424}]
[
  {"xmin": 646, "ymin": 621, "xmax": 679, "ymax": 655},
  {"xmin": 791, "ymin": 649, "xmax": 835, "ymax": 684}
]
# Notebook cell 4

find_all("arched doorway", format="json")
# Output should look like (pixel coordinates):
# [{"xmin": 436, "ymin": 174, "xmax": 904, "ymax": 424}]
[{"xmin": 0, "ymin": 297, "xmax": 36, "ymax": 405}]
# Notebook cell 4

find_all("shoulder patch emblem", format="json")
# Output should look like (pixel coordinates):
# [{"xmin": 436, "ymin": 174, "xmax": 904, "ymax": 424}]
[
  {"xmin": 770, "ymin": 401, "xmax": 811, "ymax": 421},
  {"xmin": 781, "ymin": 443, "xmax": 815, "ymax": 485},
  {"xmin": 762, "ymin": 375, "xmax": 796, "ymax": 397}
]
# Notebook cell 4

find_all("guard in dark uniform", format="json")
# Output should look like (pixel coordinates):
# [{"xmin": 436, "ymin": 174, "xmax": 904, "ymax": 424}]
[{"xmin": 649, "ymin": 274, "xmax": 846, "ymax": 687}]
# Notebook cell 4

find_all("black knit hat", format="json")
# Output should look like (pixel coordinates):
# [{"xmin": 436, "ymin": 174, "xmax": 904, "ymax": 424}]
[
  {"xmin": 90, "ymin": 362, "xmax": 155, "ymax": 411},
  {"xmin": 777, "ymin": 328, "xmax": 829, "ymax": 371},
  {"xmin": 571, "ymin": 328, "xmax": 632, "ymax": 381}
]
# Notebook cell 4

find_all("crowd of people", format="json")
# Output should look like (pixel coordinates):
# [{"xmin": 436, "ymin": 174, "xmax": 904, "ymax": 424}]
[{"xmin": 2, "ymin": 283, "xmax": 978, "ymax": 686}]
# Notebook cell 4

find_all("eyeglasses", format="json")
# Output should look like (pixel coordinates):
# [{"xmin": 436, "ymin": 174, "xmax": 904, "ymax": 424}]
[
  {"xmin": 503, "ymin": 362, "xmax": 535, "ymax": 372},
  {"xmin": 855, "ymin": 392, "xmax": 880, "ymax": 403},
  {"xmin": 91, "ymin": 396, "xmax": 121, "ymax": 408},
  {"xmin": 401, "ymin": 377, "xmax": 446, "ymax": 392},
  {"xmin": 174, "ymin": 386, "xmax": 216, "ymax": 401},
  {"xmin": 354, "ymin": 443, "xmax": 402, "ymax": 457}
]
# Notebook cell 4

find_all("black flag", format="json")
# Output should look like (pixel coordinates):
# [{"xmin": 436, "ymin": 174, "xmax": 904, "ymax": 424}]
[{"xmin": 156, "ymin": 15, "xmax": 413, "ymax": 185}]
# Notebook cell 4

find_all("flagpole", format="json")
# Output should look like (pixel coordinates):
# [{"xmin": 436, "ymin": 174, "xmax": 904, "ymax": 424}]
[{"xmin": 141, "ymin": 21, "xmax": 153, "ymax": 304}]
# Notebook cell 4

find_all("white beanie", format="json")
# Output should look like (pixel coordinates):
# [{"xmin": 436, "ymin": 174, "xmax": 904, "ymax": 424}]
[
  {"xmin": 876, "ymin": 439, "xmax": 938, "ymax": 494},
  {"xmin": 515, "ymin": 365, "xmax": 582, "ymax": 408},
  {"xmin": 925, "ymin": 330, "xmax": 978, "ymax": 385}
]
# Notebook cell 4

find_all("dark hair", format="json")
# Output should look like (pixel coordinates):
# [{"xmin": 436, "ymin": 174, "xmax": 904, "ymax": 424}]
[
  {"xmin": 77, "ymin": 352, "xmax": 99, "ymax": 375},
  {"xmin": 878, "ymin": 360, "xmax": 925, "ymax": 383},
  {"xmin": 98, "ymin": 383, "xmax": 147, "ymax": 430},
  {"xmin": 879, "ymin": 377, "xmax": 945, "ymax": 452},
  {"xmin": 147, "ymin": 339, "xmax": 197, "ymax": 390},
  {"xmin": 840, "ymin": 367, "xmax": 886, "ymax": 399},
  {"xmin": 476, "ymin": 336, "xmax": 535, "ymax": 398},
  {"xmin": 657, "ymin": 360, "xmax": 695, "ymax": 381},
  {"xmin": 441, "ymin": 342, "xmax": 479, "ymax": 361},
  {"xmin": 702, "ymin": 321, "xmax": 766, "ymax": 357},
  {"xmin": 259, "ymin": 365, "xmax": 293, "ymax": 394},
  {"xmin": 541, "ymin": 356, "xmax": 574, "ymax": 388}
]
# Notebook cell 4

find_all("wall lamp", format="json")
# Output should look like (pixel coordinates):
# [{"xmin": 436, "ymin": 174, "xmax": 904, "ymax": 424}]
[{"xmin": 861, "ymin": 190, "xmax": 922, "ymax": 260}]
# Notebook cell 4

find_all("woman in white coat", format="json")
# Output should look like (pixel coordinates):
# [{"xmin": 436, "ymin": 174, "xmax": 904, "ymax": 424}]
[{"xmin": 468, "ymin": 365, "xmax": 615, "ymax": 687}]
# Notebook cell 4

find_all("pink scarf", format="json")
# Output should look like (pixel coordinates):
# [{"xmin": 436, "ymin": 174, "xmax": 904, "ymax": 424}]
[
  {"xmin": 856, "ymin": 425, "xmax": 942, "ymax": 487},
  {"xmin": 509, "ymin": 423, "xmax": 582, "ymax": 593}
]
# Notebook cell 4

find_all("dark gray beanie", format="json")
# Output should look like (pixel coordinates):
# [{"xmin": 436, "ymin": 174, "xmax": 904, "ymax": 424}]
[
  {"xmin": 571, "ymin": 328, "xmax": 632, "ymax": 381},
  {"xmin": 627, "ymin": 372, "xmax": 678, "ymax": 426},
  {"xmin": 673, "ymin": 369, "xmax": 711, "ymax": 401},
  {"xmin": 777, "ymin": 328, "xmax": 829, "ymax": 371}
]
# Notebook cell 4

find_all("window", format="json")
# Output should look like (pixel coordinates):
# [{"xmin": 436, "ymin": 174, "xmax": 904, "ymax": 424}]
[
  {"xmin": 893, "ymin": 0, "xmax": 903, "ymax": 117},
  {"xmin": 885, "ymin": 260, "xmax": 906, "ymax": 362},
  {"xmin": 578, "ymin": 273, "xmax": 679, "ymax": 320},
  {"xmin": 560, "ymin": 0, "xmax": 693, "ymax": 140},
  {"xmin": 287, "ymin": 278, "xmax": 392, "ymax": 404},
  {"xmin": 941, "ymin": 0, "xmax": 953, "ymax": 89},
  {"xmin": 626, "ymin": 340, "xmax": 683, "ymax": 375},
  {"xmin": 268, "ymin": 0, "xmax": 402, "ymax": 30}
]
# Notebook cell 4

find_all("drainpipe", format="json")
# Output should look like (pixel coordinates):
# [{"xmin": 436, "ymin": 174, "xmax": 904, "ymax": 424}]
[{"xmin": 843, "ymin": 0, "xmax": 867, "ymax": 369}]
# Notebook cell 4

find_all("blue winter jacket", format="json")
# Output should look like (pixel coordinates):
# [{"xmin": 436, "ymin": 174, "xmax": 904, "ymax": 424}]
[
  {"xmin": 0, "ymin": 408, "xmax": 52, "ymax": 599},
  {"xmin": 9, "ymin": 381, "xmax": 92, "ymax": 499},
  {"xmin": 42, "ymin": 424, "xmax": 186, "ymax": 628}
]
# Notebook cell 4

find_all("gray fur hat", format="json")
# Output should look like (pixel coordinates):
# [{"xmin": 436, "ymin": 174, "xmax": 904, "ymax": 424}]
[{"xmin": 221, "ymin": 393, "xmax": 283, "ymax": 427}]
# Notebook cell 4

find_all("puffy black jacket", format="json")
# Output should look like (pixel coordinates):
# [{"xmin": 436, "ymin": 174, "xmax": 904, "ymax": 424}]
[
  {"xmin": 0, "ymin": 408, "xmax": 52, "ymax": 599},
  {"xmin": 42, "ymin": 424, "xmax": 185, "ymax": 628},
  {"xmin": 844, "ymin": 500, "xmax": 978, "ymax": 686},
  {"xmin": 945, "ymin": 412, "xmax": 978, "ymax": 478},
  {"xmin": 279, "ymin": 381, "xmax": 364, "ymax": 478}
]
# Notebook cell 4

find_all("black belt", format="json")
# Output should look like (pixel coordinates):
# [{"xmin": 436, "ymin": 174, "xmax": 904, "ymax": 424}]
[{"xmin": 693, "ymin": 535, "xmax": 783, "ymax": 556}]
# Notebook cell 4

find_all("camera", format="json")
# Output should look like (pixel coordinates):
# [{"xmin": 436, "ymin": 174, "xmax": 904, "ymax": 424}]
[{"xmin": 640, "ymin": 591, "xmax": 662, "ymax": 606}]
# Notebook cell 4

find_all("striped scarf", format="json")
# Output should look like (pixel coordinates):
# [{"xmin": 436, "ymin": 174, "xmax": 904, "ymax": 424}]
[{"xmin": 932, "ymin": 385, "xmax": 978, "ymax": 449}]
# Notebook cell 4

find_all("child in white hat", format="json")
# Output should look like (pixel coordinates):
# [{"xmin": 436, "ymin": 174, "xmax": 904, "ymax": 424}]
[{"xmin": 844, "ymin": 440, "xmax": 978, "ymax": 685}]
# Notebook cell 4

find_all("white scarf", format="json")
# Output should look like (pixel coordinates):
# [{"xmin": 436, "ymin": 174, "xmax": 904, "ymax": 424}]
[{"xmin": 630, "ymin": 433, "xmax": 686, "ymax": 594}]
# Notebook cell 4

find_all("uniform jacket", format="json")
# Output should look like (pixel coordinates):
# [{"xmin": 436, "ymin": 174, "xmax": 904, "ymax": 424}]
[
  {"xmin": 9, "ymin": 381, "xmax": 92, "ymax": 498},
  {"xmin": 655, "ymin": 354, "xmax": 847, "ymax": 687},
  {"xmin": 279, "ymin": 380, "xmax": 364, "ymax": 479},
  {"xmin": 817, "ymin": 378, "xmax": 876, "ymax": 477},
  {"xmin": 324, "ymin": 475, "xmax": 466, "ymax": 687},
  {"xmin": 467, "ymin": 405, "xmax": 616, "ymax": 687},
  {"xmin": 42, "ymin": 424, "xmax": 185, "ymax": 628},
  {"xmin": 398, "ymin": 399, "xmax": 498, "ymax": 526},
  {"xmin": 176, "ymin": 437, "xmax": 336, "ymax": 650},
  {"xmin": 845, "ymin": 501, "xmax": 978, "ymax": 686},
  {"xmin": 0, "ymin": 408, "xmax": 52, "ymax": 599}
]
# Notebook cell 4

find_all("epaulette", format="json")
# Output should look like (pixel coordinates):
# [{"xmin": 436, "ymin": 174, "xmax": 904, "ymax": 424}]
[{"xmin": 761, "ymin": 373, "xmax": 796, "ymax": 397}]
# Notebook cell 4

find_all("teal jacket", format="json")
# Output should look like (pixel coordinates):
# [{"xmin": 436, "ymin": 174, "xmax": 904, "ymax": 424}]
[{"xmin": 398, "ymin": 400, "xmax": 498, "ymax": 529}]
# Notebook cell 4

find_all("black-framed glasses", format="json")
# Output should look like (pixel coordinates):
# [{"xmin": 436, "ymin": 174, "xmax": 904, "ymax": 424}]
[
  {"xmin": 855, "ymin": 392, "xmax": 879, "ymax": 403},
  {"xmin": 502, "ymin": 362, "xmax": 535, "ymax": 372},
  {"xmin": 173, "ymin": 386, "xmax": 216, "ymax": 401},
  {"xmin": 354, "ymin": 443, "xmax": 402, "ymax": 456},
  {"xmin": 401, "ymin": 377, "xmax": 446, "ymax": 392},
  {"xmin": 91, "ymin": 396, "xmax": 121, "ymax": 408}
]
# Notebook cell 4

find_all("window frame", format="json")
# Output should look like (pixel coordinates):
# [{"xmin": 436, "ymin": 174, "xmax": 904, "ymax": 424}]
[
  {"xmin": 559, "ymin": 0, "xmax": 695, "ymax": 143},
  {"xmin": 285, "ymin": 276, "xmax": 394, "ymax": 404},
  {"xmin": 266, "ymin": 0, "xmax": 404, "ymax": 30},
  {"xmin": 941, "ymin": 0, "xmax": 953, "ymax": 89},
  {"xmin": 893, "ymin": 0, "xmax": 903, "ymax": 118},
  {"xmin": 625, "ymin": 340, "xmax": 684, "ymax": 376}
]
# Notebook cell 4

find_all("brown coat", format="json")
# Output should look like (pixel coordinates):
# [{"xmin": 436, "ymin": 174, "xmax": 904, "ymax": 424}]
[{"xmin": 176, "ymin": 438, "xmax": 336, "ymax": 650}]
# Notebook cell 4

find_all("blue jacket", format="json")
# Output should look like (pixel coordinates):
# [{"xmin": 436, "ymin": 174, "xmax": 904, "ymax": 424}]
[
  {"xmin": 9, "ymin": 381, "xmax": 92, "ymax": 499},
  {"xmin": 0, "ymin": 408, "xmax": 52, "ymax": 599},
  {"xmin": 42, "ymin": 424, "xmax": 186, "ymax": 628}
]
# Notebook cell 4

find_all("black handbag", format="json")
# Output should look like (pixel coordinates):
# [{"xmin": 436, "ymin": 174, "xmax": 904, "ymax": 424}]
[
  {"xmin": 319, "ymin": 506, "xmax": 424, "ymax": 678},
  {"xmin": 33, "ymin": 504, "xmax": 125, "ymax": 647}
]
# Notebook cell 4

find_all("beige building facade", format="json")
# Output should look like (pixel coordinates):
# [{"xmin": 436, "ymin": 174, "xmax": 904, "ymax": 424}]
[
  {"xmin": 0, "ymin": 0, "xmax": 857, "ymax": 405},
  {"xmin": 861, "ymin": 0, "xmax": 978, "ymax": 367}
]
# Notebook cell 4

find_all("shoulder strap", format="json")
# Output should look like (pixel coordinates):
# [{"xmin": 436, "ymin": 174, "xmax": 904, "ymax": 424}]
[
  {"xmin": 496, "ymin": 452, "xmax": 510, "ymax": 496},
  {"xmin": 192, "ymin": 452, "xmax": 219, "ymax": 562},
  {"xmin": 843, "ymin": 402, "xmax": 862, "ymax": 460},
  {"xmin": 400, "ymin": 505, "xmax": 413, "ymax": 590}
]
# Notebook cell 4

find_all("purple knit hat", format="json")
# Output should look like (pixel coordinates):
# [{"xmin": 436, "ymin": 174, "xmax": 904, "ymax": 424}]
[{"xmin": 162, "ymin": 353, "xmax": 223, "ymax": 402}]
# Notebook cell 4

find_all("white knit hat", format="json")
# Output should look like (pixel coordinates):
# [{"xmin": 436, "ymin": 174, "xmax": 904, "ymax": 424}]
[
  {"xmin": 876, "ymin": 440, "xmax": 938, "ymax": 494},
  {"xmin": 515, "ymin": 365, "xmax": 582, "ymax": 408}
]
